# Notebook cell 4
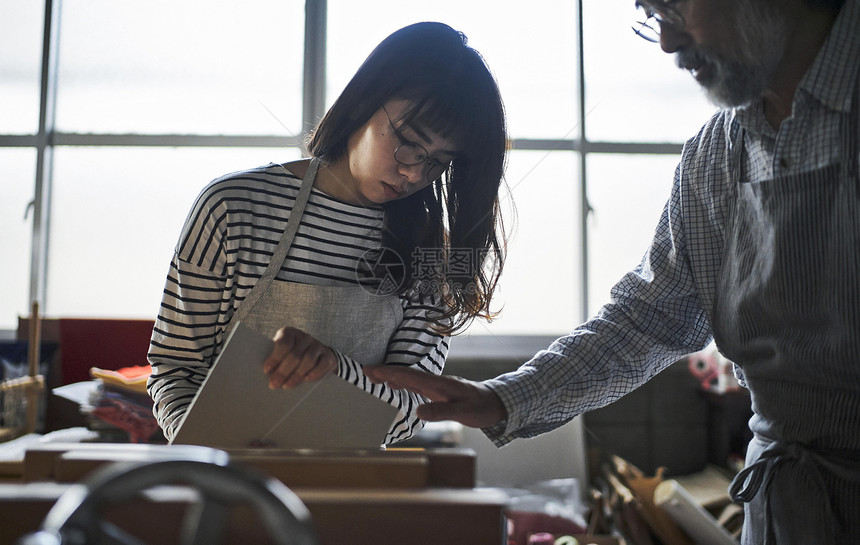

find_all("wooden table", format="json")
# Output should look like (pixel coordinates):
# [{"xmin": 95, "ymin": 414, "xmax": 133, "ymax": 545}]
[{"xmin": 0, "ymin": 444, "xmax": 508, "ymax": 545}]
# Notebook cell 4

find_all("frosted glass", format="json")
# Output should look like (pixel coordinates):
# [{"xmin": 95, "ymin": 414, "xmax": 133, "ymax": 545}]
[
  {"xmin": 327, "ymin": 0, "xmax": 579, "ymax": 141},
  {"xmin": 0, "ymin": 149, "xmax": 38, "ymax": 329},
  {"xmin": 465, "ymin": 150, "xmax": 581, "ymax": 336},
  {"xmin": 586, "ymin": 153, "xmax": 679, "ymax": 316},
  {"xmin": 0, "ymin": 2, "xmax": 44, "ymax": 135},
  {"xmin": 54, "ymin": 0, "xmax": 303, "ymax": 136},
  {"xmin": 46, "ymin": 147, "xmax": 302, "ymax": 319},
  {"xmin": 583, "ymin": 0, "xmax": 718, "ymax": 143}
]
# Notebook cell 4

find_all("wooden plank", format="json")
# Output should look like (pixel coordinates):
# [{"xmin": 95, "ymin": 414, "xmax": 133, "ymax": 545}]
[
  {"xmin": 0, "ymin": 483, "xmax": 508, "ymax": 545},
  {"xmin": 22, "ymin": 443, "xmax": 228, "ymax": 482},
  {"xmin": 22, "ymin": 444, "xmax": 476, "ymax": 490},
  {"xmin": 230, "ymin": 451, "xmax": 429, "ymax": 489}
]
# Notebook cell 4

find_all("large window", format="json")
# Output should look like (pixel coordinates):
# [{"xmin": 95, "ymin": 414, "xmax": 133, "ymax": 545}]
[{"xmin": 2, "ymin": 0, "xmax": 714, "ymax": 340}]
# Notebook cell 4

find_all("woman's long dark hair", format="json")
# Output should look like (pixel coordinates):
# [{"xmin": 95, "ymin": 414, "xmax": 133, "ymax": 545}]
[{"xmin": 307, "ymin": 22, "xmax": 508, "ymax": 334}]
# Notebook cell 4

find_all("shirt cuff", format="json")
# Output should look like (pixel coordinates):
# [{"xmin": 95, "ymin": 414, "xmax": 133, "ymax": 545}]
[{"xmin": 480, "ymin": 377, "xmax": 525, "ymax": 447}]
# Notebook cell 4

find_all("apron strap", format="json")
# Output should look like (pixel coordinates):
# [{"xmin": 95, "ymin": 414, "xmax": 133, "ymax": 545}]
[
  {"xmin": 848, "ymin": 72, "xmax": 859, "ymax": 183},
  {"xmin": 229, "ymin": 158, "xmax": 320, "ymax": 328},
  {"xmin": 729, "ymin": 438, "xmax": 860, "ymax": 544}
]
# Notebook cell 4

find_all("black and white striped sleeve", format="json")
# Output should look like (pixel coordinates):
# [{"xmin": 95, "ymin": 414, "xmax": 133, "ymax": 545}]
[
  {"xmin": 146, "ymin": 253, "xmax": 228, "ymax": 441},
  {"xmin": 146, "ymin": 174, "xmax": 239, "ymax": 441},
  {"xmin": 335, "ymin": 292, "xmax": 450, "ymax": 445}
]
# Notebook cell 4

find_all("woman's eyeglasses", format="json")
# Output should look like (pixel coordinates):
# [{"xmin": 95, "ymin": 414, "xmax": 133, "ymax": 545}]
[{"xmin": 382, "ymin": 106, "xmax": 451, "ymax": 183}]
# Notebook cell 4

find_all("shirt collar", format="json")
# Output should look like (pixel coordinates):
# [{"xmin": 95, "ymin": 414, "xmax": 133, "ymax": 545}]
[
  {"xmin": 734, "ymin": 101, "xmax": 774, "ymax": 139},
  {"xmin": 798, "ymin": 0, "xmax": 860, "ymax": 113},
  {"xmin": 733, "ymin": 0, "xmax": 860, "ymax": 136}
]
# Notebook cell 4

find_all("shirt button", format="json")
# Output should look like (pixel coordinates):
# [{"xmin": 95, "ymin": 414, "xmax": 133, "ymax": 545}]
[{"xmin": 780, "ymin": 157, "xmax": 792, "ymax": 170}]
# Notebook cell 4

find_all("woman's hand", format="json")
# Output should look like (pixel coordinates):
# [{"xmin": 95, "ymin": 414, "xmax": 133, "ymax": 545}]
[
  {"xmin": 364, "ymin": 365, "xmax": 507, "ymax": 429},
  {"xmin": 262, "ymin": 327, "xmax": 338, "ymax": 389}
]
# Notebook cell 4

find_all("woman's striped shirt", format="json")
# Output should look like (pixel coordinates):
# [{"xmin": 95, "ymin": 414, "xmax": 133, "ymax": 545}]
[{"xmin": 147, "ymin": 163, "xmax": 449, "ymax": 444}]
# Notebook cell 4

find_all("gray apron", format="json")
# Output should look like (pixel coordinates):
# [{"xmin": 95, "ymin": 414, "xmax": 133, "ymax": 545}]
[
  {"xmin": 713, "ymin": 89, "xmax": 860, "ymax": 543},
  {"xmin": 226, "ymin": 157, "xmax": 403, "ymax": 402}
]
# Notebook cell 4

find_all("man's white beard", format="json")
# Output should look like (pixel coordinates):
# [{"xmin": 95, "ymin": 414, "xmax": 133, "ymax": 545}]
[{"xmin": 676, "ymin": 0, "xmax": 791, "ymax": 108}]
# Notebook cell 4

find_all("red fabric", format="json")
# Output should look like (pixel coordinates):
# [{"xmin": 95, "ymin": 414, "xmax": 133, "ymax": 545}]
[
  {"xmin": 92, "ymin": 396, "xmax": 160, "ymax": 443},
  {"xmin": 57, "ymin": 319, "xmax": 155, "ymax": 384}
]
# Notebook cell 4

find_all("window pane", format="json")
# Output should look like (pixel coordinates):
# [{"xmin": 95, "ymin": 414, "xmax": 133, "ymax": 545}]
[
  {"xmin": 583, "ymin": 0, "xmax": 717, "ymax": 142},
  {"xmin": 46, "ymin": 147, "xmax": 302, "ymax": 318},
  {"xmin": 55, "ymin": 0, "xmax": 303, "ymax": 136},
  {"xmin": 0, "ymin": 2, "xmax": 44, "ymax": 135},
  {"xmin": 0, "ymin": 149, "xmax": 38, "ymax": 329},
  {"xmin": 327, "ymin": 0, "xmax": 578, "ymax": 140},
  {"xmin": 465, "ymin": 150, "xmax": 581, "ymax": 336},
  {"xmin": 586, "ymin": 154, "xmax": 678, "ymax": 316}
]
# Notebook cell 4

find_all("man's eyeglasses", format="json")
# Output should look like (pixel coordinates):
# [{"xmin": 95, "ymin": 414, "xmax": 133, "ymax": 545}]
[
  {"xmin": 632, "ymin": 1, "xmax": 683, "ymax": 43},
  {"xmin": 382, "ymin": 106, "xmax": 451, "ymax": 183},
  {"xmin": 632, "ymin": 4, "xmax": 663, "ymax": 43}
]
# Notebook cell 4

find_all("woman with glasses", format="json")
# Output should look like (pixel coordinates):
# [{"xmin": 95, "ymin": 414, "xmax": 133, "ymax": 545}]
[{"xmin": 146, "ymin": 22, "xmax": 508, "ymax": 446}]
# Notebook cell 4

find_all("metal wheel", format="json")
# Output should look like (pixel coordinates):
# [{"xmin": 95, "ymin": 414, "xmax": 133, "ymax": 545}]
[{"xmin": 18, "ymin": 459, "xmax": 319, "ymax": 545}]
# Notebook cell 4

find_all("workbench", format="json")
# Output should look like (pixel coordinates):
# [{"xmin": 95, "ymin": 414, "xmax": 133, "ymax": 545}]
[{"xmin": 0, "ymin": 444, "xmax": 508, "ymax": 545}]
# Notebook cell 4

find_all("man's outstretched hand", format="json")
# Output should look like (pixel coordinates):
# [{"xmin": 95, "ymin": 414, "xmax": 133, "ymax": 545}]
[{"xmin": 364, "ymin": 365, "xmax": 507, "ymax": 429}]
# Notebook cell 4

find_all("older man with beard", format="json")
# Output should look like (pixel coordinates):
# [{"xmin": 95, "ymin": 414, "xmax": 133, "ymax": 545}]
[{"xmin": 366, "ymin": 0, "xmax": 860, "ymax": 543}]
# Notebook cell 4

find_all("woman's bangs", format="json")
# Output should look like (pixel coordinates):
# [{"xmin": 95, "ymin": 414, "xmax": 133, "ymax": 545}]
[{"xmin": 396, "ymin": 93, "xmax": 470, "ymax": 149}]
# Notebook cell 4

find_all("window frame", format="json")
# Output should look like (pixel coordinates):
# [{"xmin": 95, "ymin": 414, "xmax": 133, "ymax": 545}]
[{"xmin": 3, "ymin": 0, "xmax": 686, "ymax": 350}]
